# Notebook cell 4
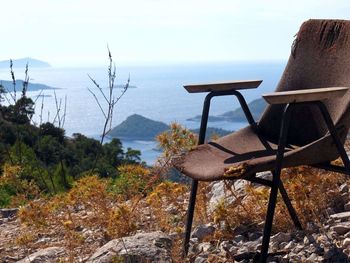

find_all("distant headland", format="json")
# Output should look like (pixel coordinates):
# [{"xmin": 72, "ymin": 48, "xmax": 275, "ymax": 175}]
[
  {"xmin": 0, "ymin": 58, "xmax": 51, "ymax": 68},
  {"xmin": 0, "ymin": 79, "xmax": 57, "ymax": 92},
  {"xmin": 187, "ymin": 98, "xmax": 267, "ymax": 122}
]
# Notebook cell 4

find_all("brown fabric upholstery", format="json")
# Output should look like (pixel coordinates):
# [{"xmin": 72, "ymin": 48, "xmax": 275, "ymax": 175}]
[
  {"xmin": 260, "ymin": 19, "xmax": 350, "ymax": 145},
  {"xmin": 176, "ymin": 19, "xmax": 350, "ymax": 181}
]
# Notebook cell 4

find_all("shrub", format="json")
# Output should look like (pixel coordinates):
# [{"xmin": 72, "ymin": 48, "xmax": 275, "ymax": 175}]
[
  {"xmin": 0, "ymin": 164, "xmax": 40, "ymax": 207},
  {"xmin": 157, "ymin": 122, "xmax": 197, "ymax": 161},
  {"xmin": 146, "ymin": 181, "xmax": 188, "ymax": 232},
  {"xmin": 111, "ymin": 164, "xmax": 150, "ymax": 200},
  {"xmin": 210, "ymin": 166, "xmax": 347, "ymax": 237}
]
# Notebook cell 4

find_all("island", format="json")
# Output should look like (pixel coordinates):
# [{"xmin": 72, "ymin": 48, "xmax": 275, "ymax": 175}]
[
  {"xmin": 0, "ymin": 79, "xmax": 57, "ymax": 92},
  {"xmin": 109, "ymin": 114, "xmax": 169, "ymax": 140},
  {"xmin": 0, "ymin": 58, "xmax": 51, "ymax": 68},
  {"xmin": 187, "ymin": 98, "xmax": 267, "ymax": 122},
  {"xmin": 109, "ymin": 114, "xmax": 232, "ymax": 141}
]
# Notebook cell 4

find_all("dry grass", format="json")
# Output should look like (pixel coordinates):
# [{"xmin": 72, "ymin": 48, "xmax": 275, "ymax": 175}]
[{"xmin": 5, "ymin": 124, "xmax": 349, "ymax": 262}]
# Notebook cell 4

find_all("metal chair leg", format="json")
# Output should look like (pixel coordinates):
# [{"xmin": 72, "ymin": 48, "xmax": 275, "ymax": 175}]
[
  {"xmin": 279, "ymin": 181, "xmax": 302, "ymax": 230},
  {"xmin": 259, "ymin": 104, "xmax": 293, "ymax": 263},
  {"xmin": 258, "ymin": 175, "xmax": 280, "ymax": 263},
  {"xmin": 183, "ymin": 179, "xmax": 198, "ymax": 256},
  {"xmin": 316, "ymin": 101, "xmax": 350, "ymax": 174}
]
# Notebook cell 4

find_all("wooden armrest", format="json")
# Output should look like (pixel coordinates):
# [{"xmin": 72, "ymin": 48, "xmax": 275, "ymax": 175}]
[
  {"xmin": 184, "ymin": 80, "xmax": 263, "ymax": 93},
  {"xmin": 262, "ymin": 87, "xmax": 349, "ymax": 104}
]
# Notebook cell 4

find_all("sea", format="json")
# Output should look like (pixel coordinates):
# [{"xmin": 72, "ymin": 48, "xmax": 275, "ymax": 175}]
[{"xmin": 0, "ymin": 61, "xmax": 286, "ymax": 164}]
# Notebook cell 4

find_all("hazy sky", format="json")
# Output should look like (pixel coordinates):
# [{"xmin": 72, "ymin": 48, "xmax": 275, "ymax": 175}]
[{"xmin": 2, "ymin": 0, "xmax": 350, "ymax": 67}]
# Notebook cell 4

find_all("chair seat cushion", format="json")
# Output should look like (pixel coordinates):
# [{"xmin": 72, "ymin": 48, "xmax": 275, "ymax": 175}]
[{"xmin": 174, "ymin": 125, "xmax": 341, "ymax": 181}]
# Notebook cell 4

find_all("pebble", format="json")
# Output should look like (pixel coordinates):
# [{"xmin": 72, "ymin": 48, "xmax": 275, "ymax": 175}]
[
  {"xmin": 197, "ymin": 242, "xmax": 213, "ymax": 253},
  {"xmin": 284, "ymin": 240, "xmax": 296, "ymax": 250},
  {"xmin": 0, "ymin": 208, "xmax": 19, "ymax": 219},
  {"xmin": 219, "ymin": 240, "xmax": 233, "ymax": 252},
  {"xmin": 233, "ymin": 234, "xmax": 245, "ymax": 243},
  {"xmin": 343, "ymin": 238, "xmax": 350, "ymax": 248},
  {"xmin": 340, "ymin": 183, "xmax": 349, "ymax": 194},
  {"xmin": 330, "ymin": 211, "xmax": 350, "ymax": 221},
  {"xmin": 331, "ymin": 223, "xmax": 350, "ymax": 235},
  {"xmin": 248, "ymin": 231, "xmax": 261, "ymax": 241},
  {"xmin": 17, "ymin": 247, "xmax": 64, "ymax": 263},
  {"xmin": 341, "ymin": 193, "xmax": 350, "ymax": 203},
  {"xmin": 303, "ymin": 235, "xmax": 316, "ymax": 245},
  {"xmin": 191, "ymin": 224, "xmax": 216, "ymax": 241},
  {"xmin": 293, "ymin": 244, "xmax": 305, "ymax": 253},
  {"xmin": 344, "ymin": 202, "xmax": 350, "ymax": 211},
  {"xmin": 194, "ymin": 257, "xmax": 207, "ymax": 263},
  {"xmin": 270, "ymin": 232, "xmax": 291, "ymax": 243}
]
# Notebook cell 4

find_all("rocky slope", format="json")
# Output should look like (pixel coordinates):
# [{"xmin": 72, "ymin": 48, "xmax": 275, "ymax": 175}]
[{"xmin": 1, "ymin": 178, "xmax": 350, "ymax": 262}]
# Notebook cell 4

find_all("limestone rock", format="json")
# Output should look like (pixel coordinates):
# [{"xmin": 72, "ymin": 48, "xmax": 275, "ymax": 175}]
[
  {"xmin": 233, "ymin": 234, "xmax": 245, "ymax": 243},
  {"xmin": 270, "ymin": 232, "xmax": 291, "ymax": 244},
  {"xmin": 340, "ymin": 183, "xmax": 349, "ymax": 194},
  {"xmin": 17, "ymin": 247, "xmax": 64, "ymax": 263},
  {"xmin": 191, "ymin": 224, "xmax": 215, "ymax": 241},
  {"xmin": 208, "ymin": 182, "xmax": 231, "ymax": 212},
  {"xmin": 87, "ymin": 231, "xmax": 172, "ymax": 263},
  {"xmin": 194, "ymin": 257, "xmax": 207, "ymax": 263},
  {"xmin": 330, "ymin": 211, "xmax": 350, "ymax": 221},
  {"xmin": 208, "ymin": 180, "xmax": 247, "ymax": 211},
  {"xmin": 0, "ymin": 208, "xmax": 19, "ymax": 218},
  {"xmin": 331, "ymin": 223, "xmax": 350, "ymax": 235},
  {"xmin": 306, "ymin": 253, "xmax": 317, "ymax": 262},
  {"xmin": 197, "ymin": 242, "xmax": 213, "ymax": 253},
  {"xmin": 343, "ymin": 238, "xmax": 350, "ymax": 248},
  {"xmin": 256, "ymin": 171, "xmax": 273, "ymax": 181},
  {"xmin": 344, "ymin": 202, "xmax": 350, "ymax": 212}
]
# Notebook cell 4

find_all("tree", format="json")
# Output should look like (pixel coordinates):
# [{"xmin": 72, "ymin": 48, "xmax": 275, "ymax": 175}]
[
  {"xmin": 102, "ymin": 138, "xmax": 124, "ymax": 167},
  {"xmin": 124, "ymin": 148, "xmax": 141, "ymax": 164},
  {"xmin": 39, "ymin": 122, "xmax": 65, "ymax": 144},
  {"xmin": 1, "ymin": 97, "xmax": 35, "ymax": 124}
]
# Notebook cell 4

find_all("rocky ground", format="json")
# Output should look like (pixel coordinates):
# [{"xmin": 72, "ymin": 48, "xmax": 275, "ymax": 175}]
[{"xmin": 2, "ymin": 181, "xmax": 350, "ymax": 262}]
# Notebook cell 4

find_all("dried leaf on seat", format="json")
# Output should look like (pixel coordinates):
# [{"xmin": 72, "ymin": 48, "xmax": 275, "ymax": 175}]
[{"xmin": 223, "ymin": 163, "xmax": 248, "ymax": 178}]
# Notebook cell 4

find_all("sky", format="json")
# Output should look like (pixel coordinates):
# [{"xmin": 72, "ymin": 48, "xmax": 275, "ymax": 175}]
[{"xmin": 2, "ymin": 0, "xmax": 350, "ymax": 67}]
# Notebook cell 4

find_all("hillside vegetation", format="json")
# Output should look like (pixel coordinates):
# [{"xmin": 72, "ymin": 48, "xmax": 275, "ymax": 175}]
[
  {"xmin": 1, "ymin": 122, "xmax": 348, "ymax": 262},
  {"xmin": 0, "ymin": 88, "xmax": 141, "ymax": 207}
]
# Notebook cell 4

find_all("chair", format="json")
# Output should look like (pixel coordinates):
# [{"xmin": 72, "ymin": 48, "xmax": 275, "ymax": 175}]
[{"xmin": 176, "ymin": 19, "xmax": 350, "ymax": 263}]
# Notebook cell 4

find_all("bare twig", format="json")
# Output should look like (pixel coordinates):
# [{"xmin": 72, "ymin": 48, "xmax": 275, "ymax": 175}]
[
  {"xmin": 38, "ymin": 92, "xmax": 45, "ymax": 126},
  {"xmin": 33, "ymin": 89, "xmax": 44, "ymax": 104},
  {"xmin": 87, "ymin": 87, "xmax": 107, "ymax": 119},
  {"xmin": 62, "ymin": 95, "xmax": 67, "ymax": 128},
  {"xmin": 22, "ymin": 63, "xmax": 29, "ymax": 97},
  {"xmin": 10, "ymin": 59, "xmax": 16, "ymax": 103},
  {"xmin": 30, "ymin": 90, "xmax": 45, "ymax": 126},
  {"xmin": 6, "ymin": 60, "xmax": 16, "ymax": 103},
  {"xmin": 88, "ymin": 74, "xmax": 109, "ymax": 104},
  {"xmin": 88, "ymin": 47, "xmax": 129, "ymax": 145},
  {"xmin": 87, "ymin": 47, "xmax": 130, "ymax": 174},
  {"xmin": 52, "ymin": 90, "xmax": 66, "ymax": 128},
  {"xmin": 1, "ymin": 82, "xmax": 12, "ymax": 105}
]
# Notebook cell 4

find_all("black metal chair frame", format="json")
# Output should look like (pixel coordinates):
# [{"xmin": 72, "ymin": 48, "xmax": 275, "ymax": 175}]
[{"xmin": 183, "ymin": 90, "xmax": 350, "ymax": 263}]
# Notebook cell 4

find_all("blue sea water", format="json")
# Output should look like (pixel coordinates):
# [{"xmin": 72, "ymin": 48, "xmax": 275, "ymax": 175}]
[{"xmin": 0, "ymin": 61, "xmax": 286, "ymax": 164}]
